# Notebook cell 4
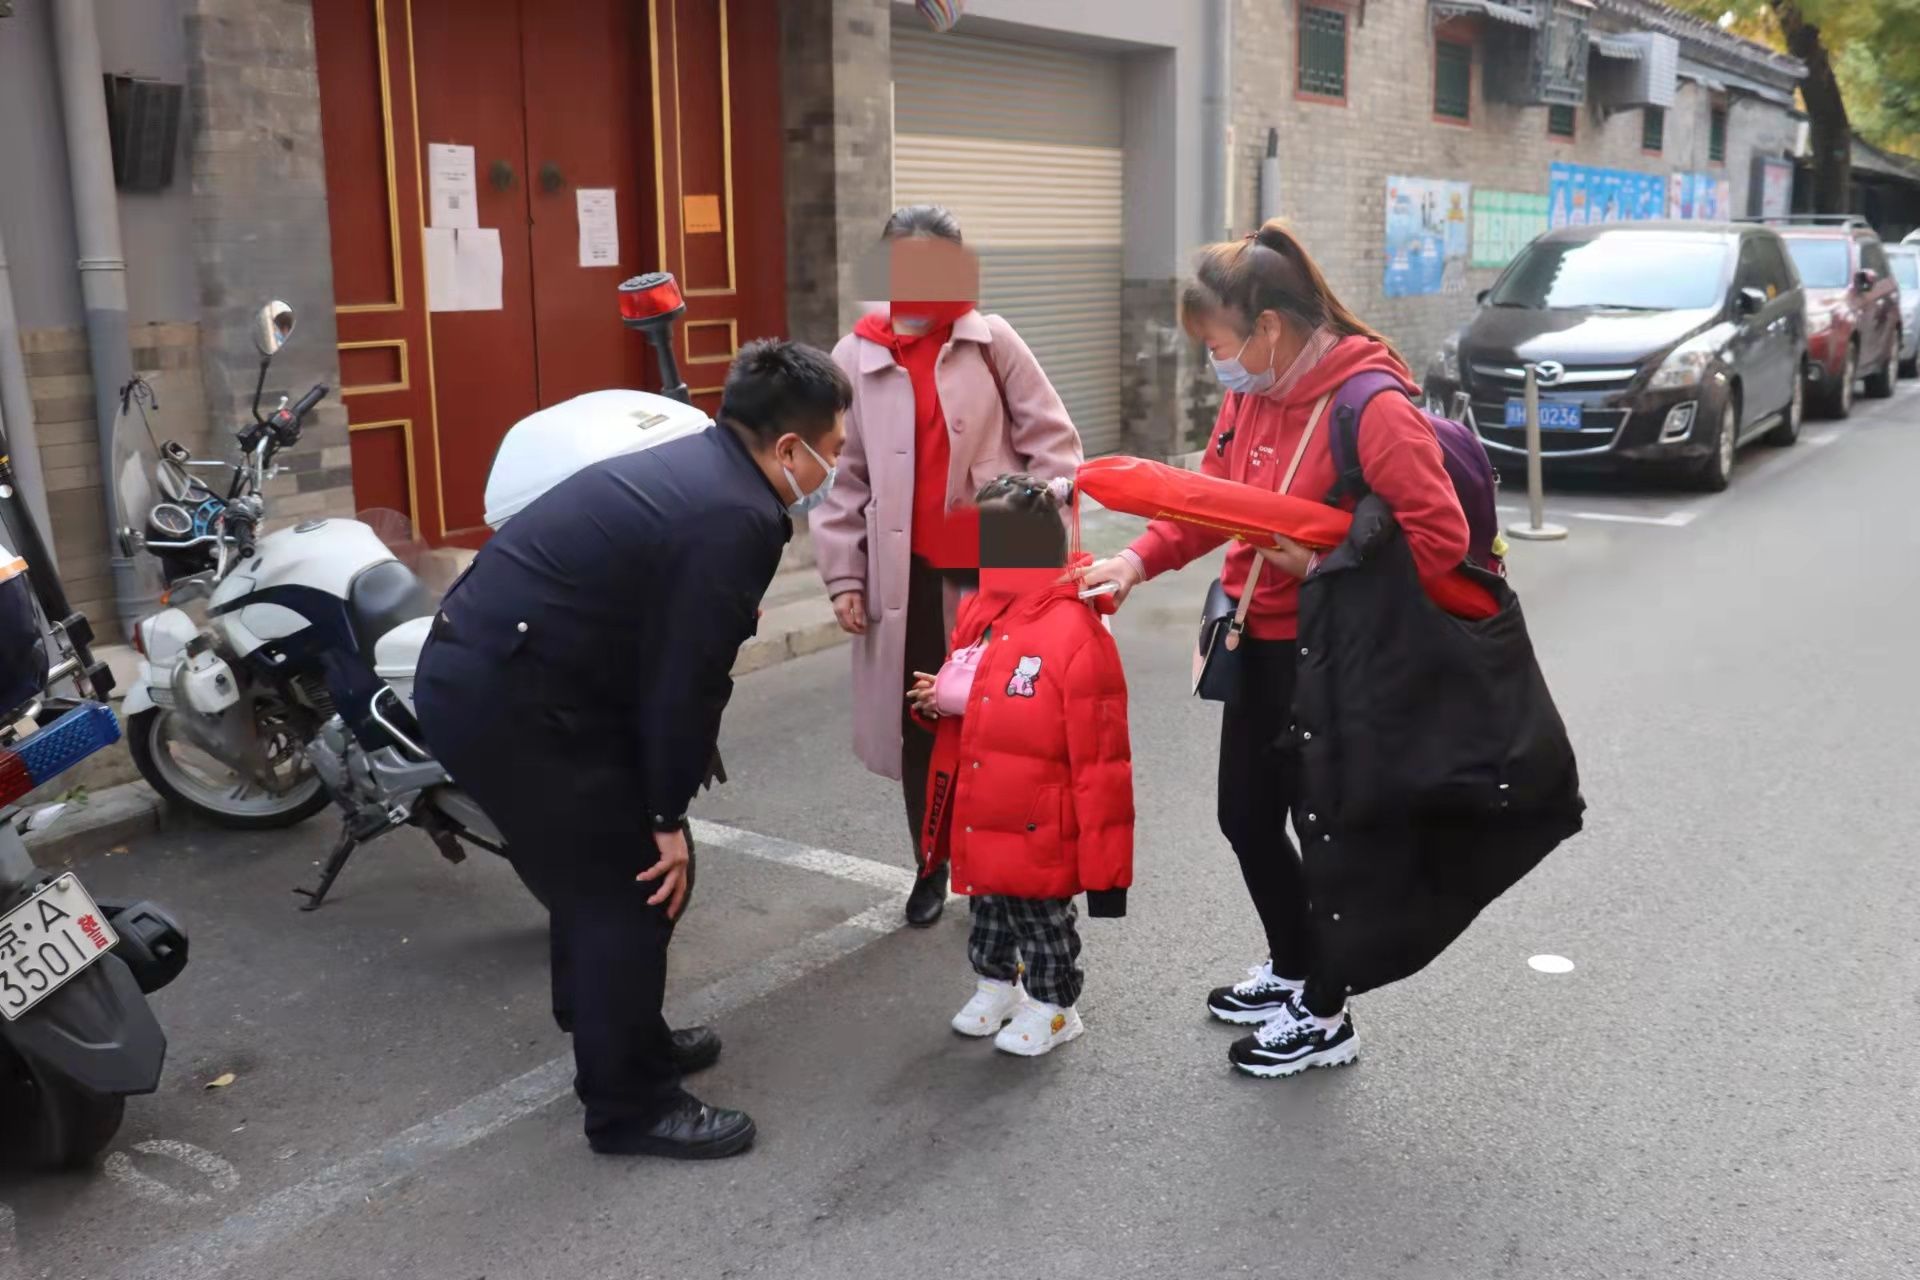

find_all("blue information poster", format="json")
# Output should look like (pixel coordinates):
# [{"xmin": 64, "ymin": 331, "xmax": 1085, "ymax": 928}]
[
  {"xmin": 1549, "ymin": 163, "xmax": 1668, "ymax": 229},
  {"xmin": 1383, "ymin": 175, "xmax": 1473, "ymax": 298}
]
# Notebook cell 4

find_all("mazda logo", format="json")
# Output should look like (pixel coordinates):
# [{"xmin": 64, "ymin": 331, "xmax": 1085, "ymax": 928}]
[{"xmin": 1533, "ymin": 360, "xmax": 1566, "ymax": 386}]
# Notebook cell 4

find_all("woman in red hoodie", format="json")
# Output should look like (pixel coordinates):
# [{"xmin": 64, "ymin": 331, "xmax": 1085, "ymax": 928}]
[
  {"xmin": 909, "ymin": 475, "xmax": 1132, "ymax": 1057},
  {"xmin": 1080, "ymin": 220, "xmax": 1471, "ymax": 1079}
]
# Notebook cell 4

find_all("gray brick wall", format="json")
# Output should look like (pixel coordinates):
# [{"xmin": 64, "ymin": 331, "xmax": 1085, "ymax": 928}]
[
  {"xmin": 183, "ymin": 0, "xmax": 353, "ymax": 524},
  {"xmin": 1228, "ymin": 1, "xmax": 1803, "ymax": 381},
  {"xmin": 781, "ymin": 0, "xmax": 894, "ymax": 351}
]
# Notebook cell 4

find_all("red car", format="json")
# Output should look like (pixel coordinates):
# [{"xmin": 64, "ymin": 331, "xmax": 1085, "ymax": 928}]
[{"xmin": 1777, "ymin": 218, "xmax": 1904, "ymax": 418}]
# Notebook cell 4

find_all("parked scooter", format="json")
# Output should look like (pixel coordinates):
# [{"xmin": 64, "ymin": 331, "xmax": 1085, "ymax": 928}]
[{"xmin": 0, "ymin": 436, "xmax": 187, "ymax": 1168}]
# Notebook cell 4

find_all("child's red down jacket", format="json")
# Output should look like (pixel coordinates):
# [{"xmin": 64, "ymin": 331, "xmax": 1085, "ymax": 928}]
[{"xmin": 919, "ymin": 577, "xmax": 1134, "ymax": 915}]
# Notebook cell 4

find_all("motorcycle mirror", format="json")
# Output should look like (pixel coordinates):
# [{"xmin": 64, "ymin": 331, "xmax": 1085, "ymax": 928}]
[{"xmin": 252, "ymin": 301, "xmax": 296, "ymax": 357}]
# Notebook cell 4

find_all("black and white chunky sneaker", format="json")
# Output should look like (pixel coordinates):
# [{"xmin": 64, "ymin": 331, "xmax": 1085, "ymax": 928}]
[
  {"xmin": 1228, "ymin": 1008, "xmax": 1358, "ymax": 1078},
  {"xmin": 1206, "ymin": 960, "xmax": 1304, "ymax": 1026}
]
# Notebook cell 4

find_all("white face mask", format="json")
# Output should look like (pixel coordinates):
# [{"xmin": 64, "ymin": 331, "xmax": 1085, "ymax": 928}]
[{"xmin": 783, "ymin": 437, "xmax": 837, "ymax": 516}]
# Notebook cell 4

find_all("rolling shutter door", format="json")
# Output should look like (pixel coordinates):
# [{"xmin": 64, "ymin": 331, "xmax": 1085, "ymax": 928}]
[{"xmin": 893, "ymin": 27, "xmax": 1125, "ymax": 455}]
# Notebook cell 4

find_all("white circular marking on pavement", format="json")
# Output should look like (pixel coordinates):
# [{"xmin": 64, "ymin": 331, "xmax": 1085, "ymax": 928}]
[
  {"xmin": 1527, "ymin": 954, "xmax": 1575, "ymax": 974},
  {"xmin": 105, "ymin": 1139, "xmax": 240, "ymax": 1207}
]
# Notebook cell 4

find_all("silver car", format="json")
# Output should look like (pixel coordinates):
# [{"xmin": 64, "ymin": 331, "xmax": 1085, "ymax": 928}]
[{"xmin": 1892, "ymin": 244, "xmax": 1920, "ymax": 378}]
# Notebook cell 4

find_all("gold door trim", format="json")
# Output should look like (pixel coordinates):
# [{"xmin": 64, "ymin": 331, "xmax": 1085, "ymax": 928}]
[
  {"xmin": 347, "ymin": 416, "xmax": 422, "ymax": 527},
  {"xmin": 402, "ymin": 0, "xmax": 450, "ymax": 539},
  {"xmin": 650, "ymin": 0, "xmax": 669, "ymax": 269},
  {"xmin": 337, "ymin": 338, "xmax": 411, "ymax": 396},
  {"xmin": 682, "ymin": 318, "xmax": 738, "ymax": 365},
  {"xmin": 673, "ymin": 0, "xmax": 738, "ymax": 298},
  {"xmin": 337, "ymin": 0, "xmax": 407, "ymax": 314}
]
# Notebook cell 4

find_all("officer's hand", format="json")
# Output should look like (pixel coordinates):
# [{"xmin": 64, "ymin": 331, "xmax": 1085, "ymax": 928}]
[
  {"xmin": 638, "ymin": 827, "xmax": 692, "ymax": 919},
  {"xmin": 832, "ymin": 590, "xmax": 867, "ymax": 635}
]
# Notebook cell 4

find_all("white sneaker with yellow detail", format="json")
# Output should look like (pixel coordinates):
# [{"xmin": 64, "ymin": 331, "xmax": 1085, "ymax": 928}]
[
  {"xmin": 993, "ymin": 998, "xmax": 1084, "ymax": 1057},
  {"xmin": 951, "ymin": 977, "xmax": 1026, "ymax": 1037}
]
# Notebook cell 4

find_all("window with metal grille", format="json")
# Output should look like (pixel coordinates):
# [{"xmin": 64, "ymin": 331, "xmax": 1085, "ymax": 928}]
[
  {"xmin": 1434, "ymin": 40, "xmax": 1472, "ymax": 120},
  {"xmin": 1642, "ymin": 106, "xmax": 1665, "ymax": 153},
  {"xmin": 1299, "ymin": 5, "xmax": 1348, "ymax": 101},
  {"xmin": 1709, "ymin": 106, "xmax": 1727, "ymax": 162},
  {"xmin": 1548, "ymin": 103, "xmax": 1576, "ymax": 139}
]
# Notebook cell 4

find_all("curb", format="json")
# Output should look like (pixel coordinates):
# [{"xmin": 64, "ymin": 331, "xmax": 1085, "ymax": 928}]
[{"xmin": 23, "ymin": 781, "xmax": 168, "ymax": 869}]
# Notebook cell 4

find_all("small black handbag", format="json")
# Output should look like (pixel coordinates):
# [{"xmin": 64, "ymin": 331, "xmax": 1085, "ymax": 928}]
[
  {"xmin": 1190, "ymin": 390, "xmax": 1328, "ymax": 704},
  {"xmin": 1192, "ymin": 565, "xmax": 1261, "ymax": 703}
]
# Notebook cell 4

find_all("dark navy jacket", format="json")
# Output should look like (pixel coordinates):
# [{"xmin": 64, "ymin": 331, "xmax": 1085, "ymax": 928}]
[{"xmin": 425, "ymin": 424, "xmax": 790, "ymax": 824}]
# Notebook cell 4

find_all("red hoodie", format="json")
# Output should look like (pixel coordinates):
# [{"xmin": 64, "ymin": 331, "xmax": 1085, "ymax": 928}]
[
  {"xmin": 919, "ymin": 572, "xmax": 1133, "ymax": 910},
  {"xmin": 1126, "ymin": 336, "xmax": 1468, "ymax": 641}
]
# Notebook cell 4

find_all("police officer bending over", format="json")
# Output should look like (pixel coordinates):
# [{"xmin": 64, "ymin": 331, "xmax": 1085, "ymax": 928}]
[{"xmin": 415, "ymin": 340, "xmax": 849, "ymax": 1159}]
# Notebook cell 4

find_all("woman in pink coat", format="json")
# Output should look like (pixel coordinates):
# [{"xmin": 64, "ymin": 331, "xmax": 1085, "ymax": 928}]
[{"xmin": 811, "ymin": 206, "xmax": 1083, "ymax": 926}]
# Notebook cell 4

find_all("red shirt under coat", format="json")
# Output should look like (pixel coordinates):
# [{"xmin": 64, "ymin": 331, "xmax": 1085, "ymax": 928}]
[{"xmin": 852, "ymin": 305, "xmax": 980, "ymax": 568}]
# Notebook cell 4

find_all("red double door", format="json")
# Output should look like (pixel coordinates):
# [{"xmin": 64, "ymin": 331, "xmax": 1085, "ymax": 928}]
[{"xmin": 316, "ymin": 0, "xmax": 786, "ymax": 546}]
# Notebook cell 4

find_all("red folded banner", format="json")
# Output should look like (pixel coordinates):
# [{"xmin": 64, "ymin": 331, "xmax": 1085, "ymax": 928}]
[{"xmin": 1075, "ymin": 455, "xmax": 1497, "ymax": 620}]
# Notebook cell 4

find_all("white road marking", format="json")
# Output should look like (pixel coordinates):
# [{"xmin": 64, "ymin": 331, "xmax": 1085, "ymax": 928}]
[
  {"xmin": 103, "ymin": 1140, "xmax": 240, "ymax": 1207},
  {"xmin": 692, "ymin": 819, "xmax": 919, "ymax": 894},
  {"xmin": 1498, "ymin": 505, "xmax": 1696, "ymax": 529},
  {"xmin": 104, "ymin": 821, "xmax": 909, "ymax": 1280},
  {"xmin": 1528, "ymin": 955, "xmax": 1576, "ymax": 974}
]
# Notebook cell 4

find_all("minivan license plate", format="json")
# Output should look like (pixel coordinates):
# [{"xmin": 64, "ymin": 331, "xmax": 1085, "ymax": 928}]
[
  {"xmin": 0, "ymin": 876, "xmax": 118, "ymax": 1021},
  {"xmin": 1506, "ymin": 399, "xmax": 1583, "ymax": 431}
]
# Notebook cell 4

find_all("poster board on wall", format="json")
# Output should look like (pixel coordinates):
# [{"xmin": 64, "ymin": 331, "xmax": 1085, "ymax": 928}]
[
  {"xmin": 1470, "ymin": 191, "xmax": 1550, "ymax": 269},
  {"xmin": 1548, "ymin": 162, "xmax": 1667, "ymax": 229},
  {"xmin": 1668, "ymin": 172, "xmax": 1734, "ymax": 221},
  {"xmin": 1751, "ymin": 155, "xmax": 1794, "ymax": 219},
  {"xmin": 1384, "ymin": 175, "xmax": 1472, "ymax": 298}
]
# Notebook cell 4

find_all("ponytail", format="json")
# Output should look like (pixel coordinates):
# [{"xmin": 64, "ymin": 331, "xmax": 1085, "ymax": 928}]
[{"xmin": 1182, "ymin": 218, "xmax": 1407, "ymax": 374}]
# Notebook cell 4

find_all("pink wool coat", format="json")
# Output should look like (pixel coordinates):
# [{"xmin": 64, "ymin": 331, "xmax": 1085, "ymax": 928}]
[{"xmin": 810, "ymin": 310, "xmax": 1083, "ymax": 779}]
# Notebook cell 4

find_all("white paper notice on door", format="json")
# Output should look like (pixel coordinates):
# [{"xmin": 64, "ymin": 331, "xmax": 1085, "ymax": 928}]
[
  {"xmin": 576, "ymin": 188, "xmax": 620, "ymax": 267},
  {"xmin": 424, "ymin": 227, "xmax": 503, "ymax": 312},
  {"xmin": 428, "ymin": 143, "xmax": 478, "ymax": 230}
]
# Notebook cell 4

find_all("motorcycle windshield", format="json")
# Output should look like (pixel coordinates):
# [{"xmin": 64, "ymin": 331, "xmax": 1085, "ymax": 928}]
[
  {"xmin": 110, "ymin": 412, "xmax": 160, "ymax": 545},
  {"xmin": 109, "ymin": 412, "xmax": 177, "ymax": 601}
]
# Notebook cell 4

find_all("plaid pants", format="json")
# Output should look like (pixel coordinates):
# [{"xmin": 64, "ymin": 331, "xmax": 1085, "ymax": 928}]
[{"xmin": 968, "ymin": 895, "xmax": 1083, "ymax": 1008}]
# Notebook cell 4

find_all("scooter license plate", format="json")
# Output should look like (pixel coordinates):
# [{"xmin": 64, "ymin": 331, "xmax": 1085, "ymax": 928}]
[{"xmin": 0, "ymin": 876, "xmax": 118, "ymax": 1021}]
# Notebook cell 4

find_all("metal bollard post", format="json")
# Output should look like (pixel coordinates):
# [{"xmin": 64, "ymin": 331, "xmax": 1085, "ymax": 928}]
[{"xmin": 1505, "ymin": 363, "xmax": 1567, "ymax": 542}]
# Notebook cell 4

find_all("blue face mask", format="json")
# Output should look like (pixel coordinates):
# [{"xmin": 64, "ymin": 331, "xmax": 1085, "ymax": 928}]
[
  {"xmin": 783, "ymin": 437, "xmax": 837, "ymax": 516},
  {"xmin": 1210, "ymin": 331, "xmax": 1276, "ymax": 395}
]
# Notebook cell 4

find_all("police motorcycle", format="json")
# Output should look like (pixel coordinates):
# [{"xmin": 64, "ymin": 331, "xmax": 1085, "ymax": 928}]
[
  {"xmin": 0, "ymin": 428, "xmax": 188, "ymax": 1167},
  {"xmin": 117, "ymin": 300, "xmax": 713, "ymax": 908}
]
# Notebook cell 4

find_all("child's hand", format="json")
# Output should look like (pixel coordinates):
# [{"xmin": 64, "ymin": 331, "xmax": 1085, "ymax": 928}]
[{"xmin": 907, "ymin": 671, "xmax": 940, "ymax": 719}]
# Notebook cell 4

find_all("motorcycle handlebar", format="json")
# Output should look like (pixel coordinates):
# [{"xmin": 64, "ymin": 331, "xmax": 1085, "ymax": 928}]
[{"xmin": 291, "ymin": 383, "xmax": 330, "ymax": 420}]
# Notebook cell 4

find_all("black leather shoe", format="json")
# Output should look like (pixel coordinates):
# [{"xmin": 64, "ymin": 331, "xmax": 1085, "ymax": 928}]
[
  {"xmin": 905, "ymin": 862, "xmax": 948, "ymax": 928},
  {"xmin": 669, "ymin": 1025, "xmax": 721, "ymax": 1075},
  {"xmin": 589, "ymin": 1094, "xmax": 757, "ymax": 1159}
]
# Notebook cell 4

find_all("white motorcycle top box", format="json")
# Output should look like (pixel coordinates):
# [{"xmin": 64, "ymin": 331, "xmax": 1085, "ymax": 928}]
[{"xmin": 483, "ymin": 389, "xmax": 712, "ymax": 530}]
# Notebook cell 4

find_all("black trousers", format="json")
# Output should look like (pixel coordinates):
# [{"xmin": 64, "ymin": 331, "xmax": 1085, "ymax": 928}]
[
  {"xmin": 900, "ymin": 556, "xmax": 976, "ymax": 862},
  {"xmin": 1216, "ymin": 639, "xmax": 1344, "ymax": 1017},
  {"xmin": 415, "ymin": 633, "xmax": 685, "ymax": 1142}
]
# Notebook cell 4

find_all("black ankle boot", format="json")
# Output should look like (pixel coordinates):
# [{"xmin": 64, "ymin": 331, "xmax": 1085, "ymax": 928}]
[{"xmin": 905, "ymin": 862, "xmax": 948, "ymax": 927}]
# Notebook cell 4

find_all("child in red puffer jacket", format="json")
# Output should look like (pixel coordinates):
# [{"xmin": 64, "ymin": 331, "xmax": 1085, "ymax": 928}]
[{"xmin": 907, "ymin": 474, "xmax": 1134, "ymax": 1057}]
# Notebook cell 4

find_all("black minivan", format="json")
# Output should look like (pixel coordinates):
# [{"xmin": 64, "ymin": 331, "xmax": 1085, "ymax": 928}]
[{"xmin": 1422, "ymin": 222, "xmax": 1807, "ymax": 491}]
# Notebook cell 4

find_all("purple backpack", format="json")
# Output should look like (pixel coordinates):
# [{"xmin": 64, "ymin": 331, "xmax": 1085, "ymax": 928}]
[{"xmin": 1326, "ymin": 370, "xmax": 1502, "ymax": 571}]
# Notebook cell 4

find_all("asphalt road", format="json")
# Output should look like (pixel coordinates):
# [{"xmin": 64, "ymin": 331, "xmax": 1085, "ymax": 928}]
[{"xmin": 3, "ymin": 386, "xmax": 1918, "ymax": 1280}]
